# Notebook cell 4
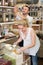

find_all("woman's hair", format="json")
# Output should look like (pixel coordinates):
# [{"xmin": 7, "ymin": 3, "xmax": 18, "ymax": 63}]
[
  {"xmin": 18, "ymin": 22, "xmax": 29, "ymax": 27},
  {"xmin": 17, "ymin": 19, "xmax": 29, "ymax": 27}
]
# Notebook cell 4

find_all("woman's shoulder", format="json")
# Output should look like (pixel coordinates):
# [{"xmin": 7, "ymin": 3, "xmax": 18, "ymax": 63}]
[
  {"xmin": 28, "ymin": 27, "xmax": 33, "ymax": 30},
  {"xmin": 28, "ymin": 27, "xmax": 35, "ymax": 33}
]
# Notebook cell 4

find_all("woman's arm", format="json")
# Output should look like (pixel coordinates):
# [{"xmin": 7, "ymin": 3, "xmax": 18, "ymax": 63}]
[
  {"xmin": 14, "ymin": 37, "xmax": 22, "ymax": 45},
  {"xmin": 29, "ymin": 28, "xmax": 36, "ymax": 48},
  {"xmin": 19, "ymin": 29, "xmax": 36, "ymax": 52}
]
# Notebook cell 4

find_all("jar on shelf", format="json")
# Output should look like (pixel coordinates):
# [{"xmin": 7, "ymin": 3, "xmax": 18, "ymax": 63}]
[
  {"xmin": 5, "ymin": 2, "xmax": 8, "ymax": 6},
  {"xmin": 0, "ymin": 0, "xmax": 2, "ymax": 5},
  {"xmin": 0, "ymin": 25, "xmax": 2, "ymax": 35},
  {"xmin": 0, "ymin": 2, "xmax": 1, "ymax": 5},
  {"xmin": 6, "ymin": 18, "xmax": 8, "ymax": 21},
  {"xmin": 1, "ymin": 26, "xmax": 9, "ymax": 36},
  {"xmin": 8, "ymin": 2, "xmax": 12, "ymax": 6}
]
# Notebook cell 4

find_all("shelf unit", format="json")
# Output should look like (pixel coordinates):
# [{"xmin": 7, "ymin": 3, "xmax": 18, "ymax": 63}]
[
  {"xmin": 0, "ymin": 0, "xmax": 43, "ymax": 32},
  {"xmin": 0, "ymin": 6, "xmax": 14, "ymax": 22},
  {"xmin": 0, "ymin": 0, "xmax": 43, "ymax": 59}
]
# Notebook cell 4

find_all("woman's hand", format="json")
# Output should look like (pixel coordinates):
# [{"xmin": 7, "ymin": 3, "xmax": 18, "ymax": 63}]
[
  {"xmin": 20, "ymin": 47, "xmax": 25, "ymax": 52},
  {"xmin": 17, "ymin": 49, "xmax": 21, "ymax": 54},
  {"xmin": 17, "ymin": 47, "xmax": 26, "ymax": 54}
]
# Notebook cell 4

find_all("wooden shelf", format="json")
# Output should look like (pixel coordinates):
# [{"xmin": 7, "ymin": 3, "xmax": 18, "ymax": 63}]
[
  {"xmin": 32, "ymin": 24, "xmax": 40, "ymax": 31},
  {"xmin": 0, "ymin": 2, "xmax": 43, "ymax": 31},
  {"xmin": 0, "ymin": 22, "xmax": 15, "ymax": 25},
  {"xmin": 0, "ymin": 6, "xmax": 14, "ymax": 9}
]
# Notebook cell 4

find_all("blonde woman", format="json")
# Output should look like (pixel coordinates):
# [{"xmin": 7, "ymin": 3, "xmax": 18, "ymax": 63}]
[{"xmin": 14, "ymin": 24, "xmax": 40, "ymax": 65}]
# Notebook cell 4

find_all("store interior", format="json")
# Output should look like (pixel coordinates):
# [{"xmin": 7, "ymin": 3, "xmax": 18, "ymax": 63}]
[{"xmin": 0, "ymin": 0, "xmax": 43, "ymax": 65}]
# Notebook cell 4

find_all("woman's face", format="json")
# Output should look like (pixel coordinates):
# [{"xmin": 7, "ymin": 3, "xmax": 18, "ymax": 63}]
[{"xmin": 18, "ymin": 25, "xmax": 26, "ymax": 31}]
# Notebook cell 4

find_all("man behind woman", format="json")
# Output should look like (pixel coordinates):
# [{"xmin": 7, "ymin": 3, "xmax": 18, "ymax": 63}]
[
  {"xmin": 14, "ymin": 5, "xmax": 33, "ymax": 27},
  {"xmin": 13, "ymin": 24, "xmax": 40, "ymax": 65}
]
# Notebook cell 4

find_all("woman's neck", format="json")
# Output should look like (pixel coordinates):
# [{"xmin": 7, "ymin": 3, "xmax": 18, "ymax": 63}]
[
  {"xmin": 22, "ymin": 28, "xmax": 28, "ymax": 39},
  {"xmin": 22, "ymin": 28, "xmax": 27, "ymax": 34}
]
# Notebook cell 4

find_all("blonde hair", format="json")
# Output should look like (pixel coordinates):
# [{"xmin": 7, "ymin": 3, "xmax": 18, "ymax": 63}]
[
  {"xmin": 17, "ymin": 19, "xmax": 29, "ymax": 27},
  {"xmin": 18, "ymin": 22, "xmax": 29, "ymax": 27}
]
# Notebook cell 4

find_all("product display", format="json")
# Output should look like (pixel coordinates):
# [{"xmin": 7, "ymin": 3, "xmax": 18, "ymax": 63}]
[
  {"xmin": 3, "ymin": 44, "xmax": 23, "ymax": 65},
  {"xmin": 0, "ymin": 58, "xmax": 12, "ymax": 65}
]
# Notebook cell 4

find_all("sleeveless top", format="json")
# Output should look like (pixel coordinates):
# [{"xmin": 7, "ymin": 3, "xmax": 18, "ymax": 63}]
[{"xmin": 19, "ymin": 28, "xmax": 40, "ymax": 56}]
